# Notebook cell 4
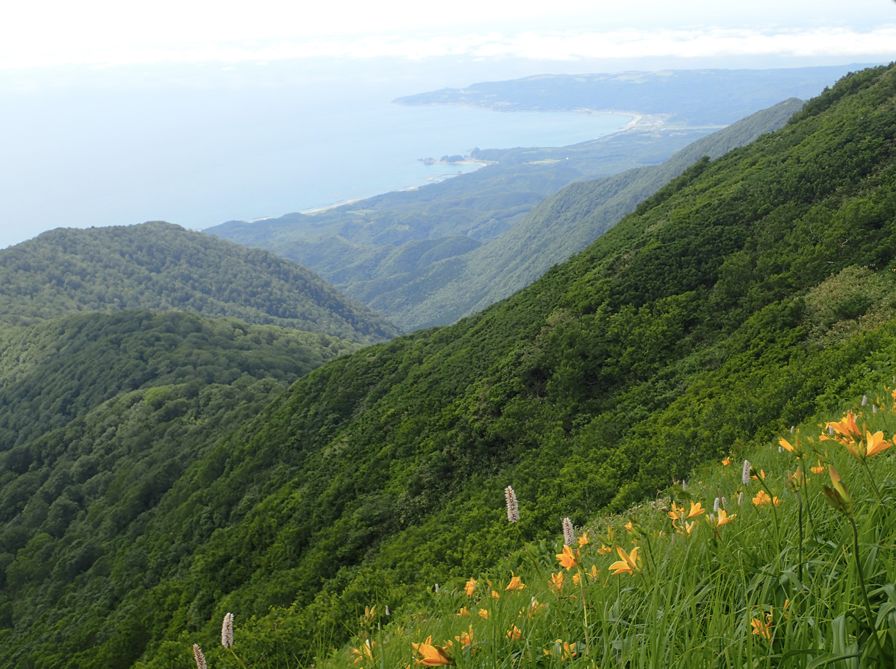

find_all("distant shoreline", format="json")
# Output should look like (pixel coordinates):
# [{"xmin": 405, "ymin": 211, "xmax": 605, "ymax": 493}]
[{"xmin": 279, "ymin": 109, "xmax": 637, "ymax": 219}]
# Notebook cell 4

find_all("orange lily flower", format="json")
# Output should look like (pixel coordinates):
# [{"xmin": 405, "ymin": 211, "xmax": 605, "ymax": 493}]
[
  {"xmin": 686, "ymin": 501, "xmax": 705, "ymax": 519},
  {"xmin": 608, "ymin": 546, "xmax": 640, "ymax": 575},
  {"xmin": 477, "ymin": 608, "xmax": 490, "ymax": 620},
  {"xmin": 751, "ymin": 614, "xmax": 773, "ymax": 642},
  {"xmin": 778, "ymin": 437, "xmax": 797, "ymax": 453},
  {"xmin": 454, "ymin": 626, "xmax": 474, "ymax": 650},
  {"xmin": 506, "ymin": 625, "xmax": 522, "ymax": 641},
  {"xmin": 714, "ymin": 509, "xmax": 736, "ymax": 527},
  {"xmin": 548, "ymin": 571, "xmax": 564, "ymax": 592},
  {"xmin": 722, "ymin": 457, "xmax": 732, "ymax": 466},
  {"xmin": 505, "ymin": 575, "xmax": 526, "ymax": 591},
  {"xmin": 577, "ymin": 532, "xmax": 590, "ymax": 548},
  {"xmin": 865, "ymin": 430, "xmax": 891, "ymax": 457},
  {"xmin": 464, "ymin": 578, "xmax": 477, "ymax": 597},
  {"xmin": 352, "ymin": 639, "xmax": 374, "ymax": 666},
  {"xmin": 412, "ymin": 637, "xmax": 452, "ymax": 666},
  {"xmin": 752, "ymin": 490, "xmax": 780, "ymax": 506},
  {"xmin": 556, "ymin": 544, "xmax": 578, "ymax": 571}
]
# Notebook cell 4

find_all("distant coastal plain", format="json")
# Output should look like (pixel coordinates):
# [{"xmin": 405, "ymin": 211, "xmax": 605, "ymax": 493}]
[{"xmin": 0, "ymin": 74, "xmax": 630, "ymax": 248}]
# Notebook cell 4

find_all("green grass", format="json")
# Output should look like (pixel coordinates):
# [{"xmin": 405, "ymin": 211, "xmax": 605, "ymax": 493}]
[{"xmin": 290, "ymin": 391, "xmax": 896, "ymax": 668}]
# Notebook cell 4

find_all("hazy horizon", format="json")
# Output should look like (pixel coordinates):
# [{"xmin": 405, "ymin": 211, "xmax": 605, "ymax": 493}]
[{"xmin": 1, "ymin": 0, "xmax": 892, "ymax": 249}]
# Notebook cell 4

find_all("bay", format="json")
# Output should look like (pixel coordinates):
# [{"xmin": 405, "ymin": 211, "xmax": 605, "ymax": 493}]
[{"xmin": 0, "ymin": 64, "xmax": 629, "ymax": 248}]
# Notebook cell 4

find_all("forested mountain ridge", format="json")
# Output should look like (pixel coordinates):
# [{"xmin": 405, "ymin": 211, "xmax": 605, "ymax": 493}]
[
  {"xmin": 0, "ymin": 310, "xmax": 356, "ymax": 451},
  {"xmin": 0, "ymin": 221, "xmax": 397, "ymax": 342},
  {"xmin": 389, "ymin": 97, "xmax": 804, "ymax": 328},
  {"xmin": 2, "ymin": 64, "xmax": 895, "ymax": 668}
]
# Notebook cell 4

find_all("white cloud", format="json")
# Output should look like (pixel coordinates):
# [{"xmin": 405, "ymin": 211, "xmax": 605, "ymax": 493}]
[{"xmin": 0, "ymin": 0, "xmax": 893, "ymax": 69}]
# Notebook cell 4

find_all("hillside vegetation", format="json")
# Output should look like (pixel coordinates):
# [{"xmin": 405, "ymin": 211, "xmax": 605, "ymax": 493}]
[
  {"xmin": 230, "ymin": 395, "xmax": 896, "ymax": 667},
  {"xmin": 207, "ymin": 126, "xmax": 713, "ymax": 329},
  {"xmin": 209, "ymin": 97, "xmax": 801, "ymax": 330},
  {"xmin": 394, "ymin": 98, "xmax": 803, "ymax": 328},
  {"xmin": 0, "ymin": 221, "xmax": 397, "ymax": 341},
  {"xmin": 1, "ymin": 64, "xmax": 894, "ymax": 669}
]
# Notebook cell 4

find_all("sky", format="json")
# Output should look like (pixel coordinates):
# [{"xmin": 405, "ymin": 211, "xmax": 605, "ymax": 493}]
[
  {"xmin": 0, "ymin": 1, "xmax": 893, "ymax": 249},
  {"xmin": 1, "ymin": 0, "xmax": 894, "ymax": 69}
]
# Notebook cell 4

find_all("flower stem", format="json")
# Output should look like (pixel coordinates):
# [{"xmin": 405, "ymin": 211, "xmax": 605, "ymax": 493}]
[{"xmin": 849, "ymin": 516, "xmax": 884, "ymax": 658}]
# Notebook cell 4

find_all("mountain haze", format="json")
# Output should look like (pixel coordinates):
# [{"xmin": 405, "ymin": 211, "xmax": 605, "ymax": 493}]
[
  {"xmin": 2, "ymin": 64, "xmax": 893, "ymax": 668},
  {"xmin": 396, "ymin": 65, "xmax": 868, "ymax": 124}
]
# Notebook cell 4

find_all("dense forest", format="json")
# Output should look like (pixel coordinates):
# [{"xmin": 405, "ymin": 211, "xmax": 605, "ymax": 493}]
[
  {"xmin": 0, "ymin": 221, "xmax": 397, "ymax": 341},
  {"xmin": 1, "ymin": 63, "xmax": 893, "ymax": 668}
]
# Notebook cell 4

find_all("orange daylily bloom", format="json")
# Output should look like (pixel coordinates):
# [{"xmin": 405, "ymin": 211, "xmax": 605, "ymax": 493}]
[
  {"xmin": 505, "ymin": 575, "xmax": 526, "ymax": 591},
  {"xmin": 667, "ymin": 502, "xmax": 684, "ymax": 521},
  {"xmin": 686, "ymin": 501, "xmax": 705, "ymax": 519},
  {"xmin": 865, "ymin": 430, "xmax": 891, "ymax": 457},
  {"xmin": 548, "ymin": 571, "xmax": 564, "ymax": 592},
  {"xmin": 454, "ymin": 626, "xmax": 474, "ymax": 650},
  {"xmin": 577, "ymin": 532, "xmax": 590, "ymax": 548},
  {"xmin": 352, "ymin": 639, "xmax": 375, "ymax": 666},
  {"xmin": 477, "ymin": 608, "xmax": 490, "ymax": 620},
  {"xmin": 464, "ymin": 577, "xmax": 477, "ymax": 597},
  {"xmin": 456, "ymin": 607, "xmax": 470, "ymax": 617},
  {"xmin": 588, "ymin": 564, "xmax": 599, "ymax": 580},
  {"xmin": 714, "ymin": 509, "xmax": 736, "ymax": 527},
  {"xmin": 722, "ymin": 457, "xmax": 732, "ymax": 466},
  {"xmin": 751, "ymin": 469, "xmax": 767, "ymax": 481},
  {"xmin": 827, "ymin": 412, "xmax": 861, "ymax": 439},
  {"xmin": 572, "ymin": 572, "xmax": 582, "ymax": 586},
  {"xmin": 556, "ymin": 544, "xmax": 578, "ymax": 571},
  {"xmin": 506, "ymin": 625, "xmax": 522, "ymax": 641},
  {"xmin": 490, "ymin": 590, "xmax": 501, "ymax": 600},
  {"xmin": 752, "ymin": 490, "xmax": 780, "ymax": 506},
  {"xmin": 597, "ymin": 544, "xmax": 613, "ymax": 555},
  {"xmin": 810, "ymin": 463, "xmax": 825, "ymax": 475},
  {"xmin": 412, "ymin": 637, "xmax": 452, "ymax": 666},
  {"xmin": 684, "ymin": 521, "xmax": 696, "ymax": 535},
  {"xmin": 624, "ymin": 520, "xmax": 635, "ymax": 533},
  {"xmin": 778, "ymin": 437, "xmax": 797, "ymax": 453},
  {"xmin": 608, "ymin": 546, "xmax": 640, "ymax": 575},
  {"xmin": 751, "ymin": 614, "xmax": 773, "ymax": 642}
]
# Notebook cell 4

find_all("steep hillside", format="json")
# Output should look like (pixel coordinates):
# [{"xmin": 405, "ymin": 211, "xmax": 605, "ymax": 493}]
[
  {"xmin": 0, "ymin": 309, "xmax": 359, "ymax": 663},
  {"xmin": 0, "ymin": 221, "xmax": 397, "ymax": 342},
  {"xmin": 2, "ymin": 65, "xmax": 894, "ymax": 669},
  {"xmin": 391, "ymin": 97, "xmax": 804, "ymax": 328},
  {"xmin": 0, "ymin": 311, "xmax": 355, "ymax": 451},
  {"xmin": 208, "ymin": 97, "xmax": 800, "ymax": 331},
  {"xmin": 207, "ymin": 127, "xmax": 711, "ymax": 317}
]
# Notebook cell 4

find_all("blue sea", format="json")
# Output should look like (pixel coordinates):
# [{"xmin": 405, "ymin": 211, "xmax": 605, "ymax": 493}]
[{"xmin": 0, "ymin": 62, "xmax": 629, "ymax": 248}]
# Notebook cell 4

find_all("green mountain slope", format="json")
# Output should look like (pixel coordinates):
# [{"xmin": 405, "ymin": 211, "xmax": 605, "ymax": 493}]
[
  {"xmin": 206, "ymin": 128, "xmax": 714, "ymax": 323},
  {"xmin": 0, "ymin": 311, "xmax": 355, "ymax": 451},
  {"xmin": 0, "ymin": 310, "xmax": 359, "ymax": 663},
  {"xmin": 0, "ymin": 221, "xmax": 397, "ymax": 342},
  {"xmin": 209, "ymin": 96, "xmax": 807, "ymax": 331},
  {"xmin": 3, "ymin": 64, "xmax": 895, "ymax": 669},
  {"xmin": 391, "ymin": 97, "xmax": 804, "ymax": 328}
]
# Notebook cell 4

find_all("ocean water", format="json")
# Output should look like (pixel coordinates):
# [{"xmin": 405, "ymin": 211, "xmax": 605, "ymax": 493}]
[{"xmin": 0, "ymin": 64, "xmax": 629, "ymax": 248}]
